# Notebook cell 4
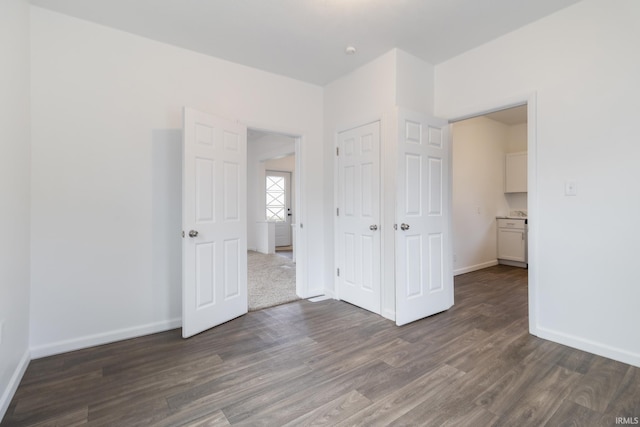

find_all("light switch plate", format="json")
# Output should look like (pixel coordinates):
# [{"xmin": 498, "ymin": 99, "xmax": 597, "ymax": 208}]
[{"xmin": 565, "ymin": 181, "xmax": 577, "ymax": 196}]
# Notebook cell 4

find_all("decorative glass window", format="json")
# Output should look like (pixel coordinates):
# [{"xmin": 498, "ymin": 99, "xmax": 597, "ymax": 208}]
[{"xmin": 266, "ymin": 175, "xmax": 286, "ymax": 221}]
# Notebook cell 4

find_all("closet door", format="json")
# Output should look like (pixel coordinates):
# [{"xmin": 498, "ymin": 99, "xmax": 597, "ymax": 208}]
[
  {"xmin": 336, "ymin": 121, "xmax": 381, "ymax": 314},
  {"xmin": 395, "ymin": 110, "xmax": 453, "ymax": 326}
]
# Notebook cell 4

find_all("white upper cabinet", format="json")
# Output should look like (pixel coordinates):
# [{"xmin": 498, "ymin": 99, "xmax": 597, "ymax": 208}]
[{"xmin": 505, "ymin": 152, "xmax": 527, "ymax": 193}]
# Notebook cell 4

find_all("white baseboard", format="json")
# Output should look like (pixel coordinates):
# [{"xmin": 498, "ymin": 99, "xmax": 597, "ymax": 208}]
[
  {"xmin": 323, "ymin": 288, "xmax": 336, "ymax": 300},
  {"xmin": 381, "ymin": 308, "xmax": 395, "ymax": 322},
  {"xmin": 308, "ymin": 295, "xmax": 331, "ymax": 302},
  {"xmin": 537, "ymin": 326, "xmax": 640, "ymax": 368},
  {"xmin": 1, "ymin": 349, "xmax": 30, "ymax": 421},
  {"xmin": 454, "ymin": 260, "xmax": 499, "ymax": 276},
  {"xmin": 30, "ymin": 318, "xmax": 182, "ymax": 359}
]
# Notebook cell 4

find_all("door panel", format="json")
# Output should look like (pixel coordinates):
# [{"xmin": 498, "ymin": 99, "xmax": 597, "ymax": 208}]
[
  {"xmin": 337, "ymin": 121, "xmax": 381, "ymax": 314},
  {"xmin": 396, "ymin": 110, "xmax": 453, "ymax": 326},
  {"xmin": 183, "ymin": 107, "xmax": 247, "ymax": 338}
]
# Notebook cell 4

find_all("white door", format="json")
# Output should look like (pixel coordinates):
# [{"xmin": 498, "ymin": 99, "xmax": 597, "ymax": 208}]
[
  {"xmin": 336, "ymin": 122, "xmax": 381, "ymax": 314},
  {"xmin": 396, "ymin": 110, "xmax": 453, "ymax": 326},
  {"xmin": 182, "ymin": 107, "xmax": 247, "ymax": 338},
  {"xmin": 266, "ymin": 171, "xmax": 292, "ymax": 247}
]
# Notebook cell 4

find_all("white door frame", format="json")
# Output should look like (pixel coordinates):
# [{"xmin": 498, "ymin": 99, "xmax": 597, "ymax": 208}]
[
  {"xmin": 445, "ymin": 92, "xmax": 538, "ymax": 336},
  {"xmin": 247, "ymin": 126, "xmax": 307, "ymax": 298}
]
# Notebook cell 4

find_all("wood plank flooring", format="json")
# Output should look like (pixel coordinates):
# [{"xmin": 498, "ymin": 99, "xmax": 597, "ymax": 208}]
[{"xmin": 3, "ymin": 265, "xmax": 639, "ymax": 426}]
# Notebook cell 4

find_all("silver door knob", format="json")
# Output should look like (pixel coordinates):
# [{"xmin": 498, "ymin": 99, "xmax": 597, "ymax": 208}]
[
  {"xmin": 400, "ymin": 223, "xmax": 410, "ymax": 231},
  {"xmin": 188, "ymin": 230, "xmax": 199, "ymax": 238},
  {"xmin": 369, "ymin": 225, "xmax": 378, "ymax": 231}
]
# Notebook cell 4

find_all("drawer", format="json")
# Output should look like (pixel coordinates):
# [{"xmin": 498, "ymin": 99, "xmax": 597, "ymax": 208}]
[{"xmin": 497, "ymin": 218, "xmax": 525, "ymax": 229}]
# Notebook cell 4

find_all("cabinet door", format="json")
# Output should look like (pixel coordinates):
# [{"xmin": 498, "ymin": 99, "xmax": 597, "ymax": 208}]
[
  {"xmin": 505, "ymin": 152, "xmax": 527, "ymax": 193},
  {"xmin": 497, "ymin": 228, "xmax": 526, "ymax": 262}
]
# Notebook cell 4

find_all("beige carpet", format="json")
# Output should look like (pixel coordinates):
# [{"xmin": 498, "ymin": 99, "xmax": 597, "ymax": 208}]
[{"xmin": 248, "ymin": 250, "xmax": 299, "ymax": 311}]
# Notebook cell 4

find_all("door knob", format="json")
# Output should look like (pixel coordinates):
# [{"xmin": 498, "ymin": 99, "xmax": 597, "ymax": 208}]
[
  {"xmin": 188, "ymin": 230, "xmax": 199, "ymax": 238},
  {"xmin": 369, "ymin": 225, "xmax": 378, "ymax": 231},
  {"xmin": 400, "ymin": 223, "xmax": 410, "ymax": 231}
]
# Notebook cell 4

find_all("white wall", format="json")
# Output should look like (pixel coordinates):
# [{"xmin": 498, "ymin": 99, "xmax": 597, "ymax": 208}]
[
  {"xmin": 396, "ymin": 49, "xmax": 435, "ymax": 116},
  {"xmin": 436, "ymin": 0, "xmax": 640, "ymax": 366},
  {"xmin": 265, "ymin": 156, "xmax": 295, "ymax": 173},
  {"xmin": 30, "ymin": 7, "xmax": 324, "ymax": 357},
  {"xmin": 247, "ymin": 133, "xmax": 295, "ymax": 250},
  {"xmin": 0, "ymin": 0, "xmax": 31, "ymax": 418},
  {"xmin": 452, "ymin": 117, "xmax": 510, "ymax": 275},
  {"xmin": 507, "ymin": 123, "xmax": 528, "ymax": 153}
]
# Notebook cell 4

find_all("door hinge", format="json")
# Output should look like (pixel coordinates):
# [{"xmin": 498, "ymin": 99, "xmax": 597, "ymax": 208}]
[
  {"xmin": 336, "ymin": 147, "xmax": 339, "ymax": 156},
  {"xmin": 394, "ymin": 224, "xmax": 397, "ymax": 230},
  {"xmin": 182, "ymin": 230, "xmax": 185, "ymax": 238},
  {"xmin": 336, "ymin": 207, "xmax": 339, "ymax": 216},
  {"xmin": 337, "ymin": 268, "xmax": 340, "ymax": 277}
]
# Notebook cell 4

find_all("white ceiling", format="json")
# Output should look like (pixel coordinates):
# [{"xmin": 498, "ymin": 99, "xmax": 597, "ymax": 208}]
[{"xmin": 30, "ymin": 0, "xmax": 581, "ymax": 86}]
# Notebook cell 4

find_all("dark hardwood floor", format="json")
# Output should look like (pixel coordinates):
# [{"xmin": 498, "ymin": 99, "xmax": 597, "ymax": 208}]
[{"xmin": 3, "ymin": 265, "xmax": 639, "ymax": 426}]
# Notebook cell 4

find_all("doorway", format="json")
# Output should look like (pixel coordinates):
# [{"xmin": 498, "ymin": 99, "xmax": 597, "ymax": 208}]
[
  {"xmin": 451, "ymin": 104, "xmax": 528, "ymax": 275},
  {"xmin": 247, "ymin": 129, "xmax": 299, "ymax": 310},
  {"xmin": 450, "ymin": 101, "xmax": 534, "ymax": 330}
]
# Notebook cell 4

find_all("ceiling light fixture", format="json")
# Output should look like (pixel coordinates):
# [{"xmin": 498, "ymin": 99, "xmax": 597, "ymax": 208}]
[{"xmin": 345, "ymin": 46, "xmax": 357, "ymax": 55}]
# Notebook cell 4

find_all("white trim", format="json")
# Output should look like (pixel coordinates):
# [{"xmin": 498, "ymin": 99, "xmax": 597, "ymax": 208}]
[
  {"xmin": 308, "ymin": 295, "xmax": 331, "ymax": 303},
  {"xmin": 446, "ymin": 92, "xmax": 531, "ymax": 123},
  {"xmin": 293, "ymin": 135, "xmax": 308, "ymax": 298},
  {"xmin": 0, "ymin": 349, "xmax": 30, "ymax": 421},
  {"xmin": 444, "ymin": 91, "xmax": 538, "ymax": 336},
  {"xmin": 381, "ymin": 110, "xmax": 397, "ymax": 322},
  {"xmin": 381, "ymin": 308, "xmax": 395, "ymax": 321},
  {"xmin": 454, "ymin": 260, "xmax": 499, "ymax": 276},
  {"xmin": 30, "ymin": 318, "xmax": 181, "ymax": 359},
  {"xmin": 537, "ymin": 327, "xmax": 640, "ymax": 368},
  {"xmin": 497, "ymin": 260, "xmax": 528, "ymax": 268},
  {"xmin": 526, "ymin": 94, "xmax": 538, "ymax": 336},
  {"xmin": 323, "ymin": 288, "xmax": 336, "ymax": 300}
]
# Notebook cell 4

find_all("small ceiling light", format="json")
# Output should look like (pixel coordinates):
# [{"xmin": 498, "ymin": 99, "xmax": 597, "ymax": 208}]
[{"xmin": 345, "ymin": 46, "xmax": 357, "ymax": 55}]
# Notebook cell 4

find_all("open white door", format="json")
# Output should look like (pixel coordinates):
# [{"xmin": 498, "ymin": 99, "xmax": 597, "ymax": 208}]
[
  {"xmin": 182, "ymin": 107, "xmax": 247, "ymax": 338},
  {"xmin": 336, "ymin": 121, "xmax": 381, "ymax": 314},
  {"xmin": 395, "ymin": 110, "xmax": 453, "ymax": 326}
]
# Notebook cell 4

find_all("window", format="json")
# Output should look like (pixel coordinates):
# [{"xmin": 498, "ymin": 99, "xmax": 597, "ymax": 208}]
[{"xmin": 266, "ymin": 175, "xmax": 286, "ymax": 221}]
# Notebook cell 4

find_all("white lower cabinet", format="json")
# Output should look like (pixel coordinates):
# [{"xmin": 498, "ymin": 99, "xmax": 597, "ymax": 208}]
[{"xmin": 497, "ymin": 218, "xmax": 527, "ymax": 267}]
